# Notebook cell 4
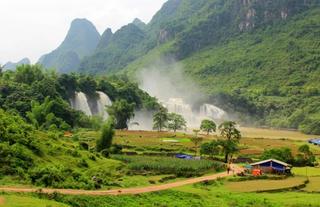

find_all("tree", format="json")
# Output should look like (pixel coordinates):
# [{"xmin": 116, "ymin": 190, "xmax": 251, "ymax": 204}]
[
  {"xmin": 78, "ymin": 75, "xmax": 97, "ymax": 97},
  {"xmin": 200, "ymin": 141, "xmax": 221, "ymax": 158},
  {"xmin": 261, "ymin": 148, "xmax": 294, "ymax": 164},
  {"xmin": 96, "ymin": 117, "xmax": 115, "ymax": 152},
  {"xmin": 0, "ymin": 64, "xmax": 3, "ymax": 76},
  {"xmin": 15, "ymin": 64, "xmax": 44, "ymax": 85},
  {"xmin": 218, "ymin": 121, "xmax": 241, "ymax": 163},
  {"xmin": 297, "ymin": 144, "xmax": 316, "ymax": 166},
  {"xmin": 167, "ymin": 113, "xmax": 187, "ymax": 132},
  {"xmin": 191, "ymin": 137, "xmax": 203, "ymax": 157},
  {"xmin": 107, "ymin": 99, "xmax": 135, "ymax": 129},
  {"xmin": 191, "ymin": 129, "xmax": 203, "ymax": 157},
  {"xmin": 200, "ymin": 119, "xmax": 216, "ymax": 135},
  {"xmin": 153, "ymin": 106, "xmax": 169, "ymax": 132}
]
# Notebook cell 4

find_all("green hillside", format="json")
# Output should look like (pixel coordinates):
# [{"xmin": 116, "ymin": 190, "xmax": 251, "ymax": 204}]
[{"xmin": 120, "ymin": 0, "xmax": 320, "ymax": 134}]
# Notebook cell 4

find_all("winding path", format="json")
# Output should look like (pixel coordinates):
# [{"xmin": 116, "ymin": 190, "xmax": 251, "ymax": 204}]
[{"xmin": 0, "ymin": 165, "xmax": 242, "ymax": 196}]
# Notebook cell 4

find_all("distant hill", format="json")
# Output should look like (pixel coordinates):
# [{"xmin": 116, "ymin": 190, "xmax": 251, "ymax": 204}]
[
  {"xmin": 3, "ymin": 58, "xmax": 31, "ymax": 70},
  {"xmin": 38, "ymin": 18, "xmax": 100, "ymax": 73},
  {"xmin": 79, "ymin": 22, "xmax": 146, "ymax": 74}
]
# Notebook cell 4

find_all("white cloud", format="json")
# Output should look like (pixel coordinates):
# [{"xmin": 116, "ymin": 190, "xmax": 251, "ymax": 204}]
[{"xmin": 0, "ymin": 0, "xmax": 167, "ymax": 64}]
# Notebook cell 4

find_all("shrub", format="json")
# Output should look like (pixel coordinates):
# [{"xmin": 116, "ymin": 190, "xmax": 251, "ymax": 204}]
[
  {"xmin": 101, "ymin": 149, "xmax": 110, "ymax": 158},
  {"xmin": 79, "ymin": 142, "xmax": 89, "ymax": 151},
  {"xmin": 109, "ymin": 144, "xmax": 123, "ymax": 154}
]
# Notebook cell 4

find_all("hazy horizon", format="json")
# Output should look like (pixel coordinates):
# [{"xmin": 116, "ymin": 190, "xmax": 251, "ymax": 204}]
[{"xmin": 0, "ymin": 0, "xmax": 167, "ymax": 64}]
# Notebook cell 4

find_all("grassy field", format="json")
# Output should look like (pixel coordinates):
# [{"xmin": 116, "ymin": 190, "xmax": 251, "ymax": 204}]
[
  {"xmin": 224, "ymin": 177, "xmax": 307, "ymax": 192},
  {"xmin": 0, "ymin": 195, "xmax": 68, "ymax": 207},
  {"xmin": 240, "ymin": 127, "xmax": 318, "ymax": 140},
  {"xmin": 293, "ymin": 167, "xmax": 320, "ymax": 176},
  {"xmin": 76, "ymin": 128, "xmax": 320, "ymax": 157}
]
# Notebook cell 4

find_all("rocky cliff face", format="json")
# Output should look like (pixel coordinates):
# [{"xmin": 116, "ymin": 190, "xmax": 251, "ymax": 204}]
[{"xmin": 175, "ymin": 0, "xmax": 317, "ymax": 58}]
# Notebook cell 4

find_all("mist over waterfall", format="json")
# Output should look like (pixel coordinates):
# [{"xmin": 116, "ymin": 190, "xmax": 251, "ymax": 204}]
[
  {"xmin": 96, "ymin": 91, "xmax": 112, "ymax": 119},
  {"xmin": 70, "ymin": 92, "xmax": 92, "ymax": 116},
  {"xmin": 162, "ymin": 98, "xmax": 227, "ymax": 127},
  {"xmin": 70, "ymin": 91, "xmax": 112, "ymax": 119},
  {"xmin": 134, "ymin": 61, "xmax": 229, "ymax": 130}
]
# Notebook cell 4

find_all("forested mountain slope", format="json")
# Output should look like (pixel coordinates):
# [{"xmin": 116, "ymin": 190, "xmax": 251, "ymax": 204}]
[{"xmin": 121, "ymin": 0, "xmax": 320, "ymax": 134}]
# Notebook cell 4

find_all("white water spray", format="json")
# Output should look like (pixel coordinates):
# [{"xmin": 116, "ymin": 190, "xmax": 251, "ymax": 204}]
[
  {"xmin": 200, "ymin": 104, "xmax": 226, "ymax": 120},
  {"xmin": 96, "ymin": 91, "xmax": 112, "ymax": 119},
  {"xmin": 70, "ymin": 92, "xmax": 92, "ymax": 116}
]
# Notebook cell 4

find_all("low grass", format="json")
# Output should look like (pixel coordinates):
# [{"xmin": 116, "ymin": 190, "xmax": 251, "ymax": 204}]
[
  {"xmin": 293, "ymin": 167, "xmax": 320, "ymax": 176},
  {"xmin": 0, "ymin": 195, "xmax": 68, "ymax": 207},
  {"xmin": 224, "ymin": 177, "xmax": 307, "ymax": 192},
  {"xmin": 240, "ymin": 127, "xmax": 317, "ymax": 140},
  {"xmin": 303, "ymin": 176, "xmax": 320, "ymax": 192}
]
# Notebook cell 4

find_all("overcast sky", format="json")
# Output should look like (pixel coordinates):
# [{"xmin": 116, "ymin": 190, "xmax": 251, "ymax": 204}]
[{"xmin": 0, "ymin": 0, "xmax": 167, "ymax": 64}]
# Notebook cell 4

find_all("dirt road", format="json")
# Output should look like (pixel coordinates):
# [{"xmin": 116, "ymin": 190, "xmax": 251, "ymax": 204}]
[{"xmin": 0, "ymin": 165, "xmax": 242, "ymax": 196}]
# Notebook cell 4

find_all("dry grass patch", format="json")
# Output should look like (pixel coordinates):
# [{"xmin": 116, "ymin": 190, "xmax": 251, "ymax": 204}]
[
  {"xmin": 0, "ymin": 197, "xmax": 5, "ymax": 205},
  {"xmin": 303, "ymin": 177, "xmax": 320, "ymax": 192},
  {"xmin": 225, "ymin": 177, "xmax": 307, "ymax": 192},
  {"xmin": 240, "ymin": 127, "xmax": 316, "ymax": 140}
]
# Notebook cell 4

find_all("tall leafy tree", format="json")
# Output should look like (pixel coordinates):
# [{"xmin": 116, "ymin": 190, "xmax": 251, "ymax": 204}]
[
  {"xmin": 14, "ymin": 64, "xmax": 44, "ymax": 85},
  {"xmin": 218, "ymin": 121, "xmax": 241, "ymax": 163},
  {"xmin": 200, "ymin": 119, "xmax": 216, "ymax": 135},
  {"xmin": 191, "ymin": 129, "xmax": 203, "ymax": 157},
  {"xmin": 153, "ymin": 106, "xmax": 169, "ymax": 132},
  {"xmin": 107, "ymin": 99, "xmax": 135, "ymax": 129},
  {"xmin": 297, "ymin": 144, "xmax": 315, "ymax": 166},
  {"xmin": 96, "ymin": 117, "xmax": 115, "ymax": 152},
  {"xmin": 200, "ymin": 141, "xmax": 221, "ymax": 158},
  {"xmin": 167, "ymin": 113, "xmax": 187, "ymax": 132}
]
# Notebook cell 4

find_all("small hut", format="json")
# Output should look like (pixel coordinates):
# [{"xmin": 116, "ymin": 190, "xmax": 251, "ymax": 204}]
[{"xmin": 250, "ymin": 159, "xmax": 292, "ymax": 174}]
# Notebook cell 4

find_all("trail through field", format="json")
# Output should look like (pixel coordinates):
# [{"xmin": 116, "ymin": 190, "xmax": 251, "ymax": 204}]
[{"xmin": 0, "ymin": 165, "xmax": 242, "ymax": 196}]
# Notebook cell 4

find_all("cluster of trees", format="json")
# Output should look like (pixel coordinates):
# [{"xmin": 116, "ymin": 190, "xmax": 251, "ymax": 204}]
[
  {"xmin": 152, "ymin": 106, "xmax": 187, "ymax": 132},
  {"xmin": 200, "ymin": 121, "xmax": 241, "ymax": 163},
  {"xmin": 0, "ymin": 64, "xmax": 159, "ymax": 131},
  {"xmin": 261, "ymin": 145, "xmax": 316, "ymax": 167}
]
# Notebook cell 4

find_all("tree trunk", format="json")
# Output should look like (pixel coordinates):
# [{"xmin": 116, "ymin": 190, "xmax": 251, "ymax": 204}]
[{"xmin": 224, "ymin": 153, "xmax": 229, "ymax": 163}]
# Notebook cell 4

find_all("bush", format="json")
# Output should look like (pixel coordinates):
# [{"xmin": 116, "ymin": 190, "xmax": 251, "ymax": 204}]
[
  {"xmin": 79, "ymin": 142, "xmax": 89, "ymax": 151},
  {"xmin": 101, "ymin": 149, "xmax": 110, "ymax": 158},
  {"xmin": 109, "ymin": 144, "xmax": 123, "ymax": 154}
]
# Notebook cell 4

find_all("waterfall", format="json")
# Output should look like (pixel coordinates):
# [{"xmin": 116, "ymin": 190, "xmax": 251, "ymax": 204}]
[
  {"xmin": 70, "ymin": 92, "xmax": 92, "ymax": 116},
  {"xmin": 96, "ymin": 91, "xmax": 112, "ymax": 119},
  {"xmin": 162, "ymin": 98, "xmax": 197, "ymax": 126},
  {"xmin": 200, "ymin": 104, "xmax": 226, "ymax": 120},
  {"xmin": 161, "ymin": 98, "xmax": 228, "ymax": 128}
]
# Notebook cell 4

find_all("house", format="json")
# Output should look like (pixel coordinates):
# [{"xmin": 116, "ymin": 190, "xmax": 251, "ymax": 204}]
[{"xmin": 250, "ymin": 159, "xmax": 292, "ymax": 174}]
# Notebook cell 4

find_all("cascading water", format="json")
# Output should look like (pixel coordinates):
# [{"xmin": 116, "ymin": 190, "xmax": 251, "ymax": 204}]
[
  {"xmin": 70, "ymin": 92, "xmax": 92, "ymax": 116},
  {"xmin": 163, "ymin": 98, "xmax": 197, "ymax": 126},
  {"xmin": 96, "ymin": 91, "xmax": 112, "ymax": 119},
  {"xmin": 160, "ymin": 98, "xmax": 227, "ymax": 128},
  {"xmin": 200, "ymin": 104, "xmax": 226, "ymax": 120}
]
